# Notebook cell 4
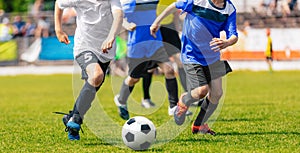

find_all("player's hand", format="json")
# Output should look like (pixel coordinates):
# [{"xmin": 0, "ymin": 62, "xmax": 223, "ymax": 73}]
[
  {"xmin": 124, "ymin": 22, "xmax": 136, "ymax": 31},
  {"xmin": 209, "ymin": 38, "xmax": 228, "ymax": 52},
  {"xmin": 101, "ymin": 35, "xmax": 115, "ymax": 53},
  {"xmin": 150, "ymin": 24, "xmax": 160, "ymax": 38},
  {"xmin": 56, "ymin": 31, "xmax": 70, "ymax": 44}
]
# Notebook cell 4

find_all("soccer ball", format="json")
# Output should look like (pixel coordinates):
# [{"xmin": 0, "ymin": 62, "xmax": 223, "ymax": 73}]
[{"xmin": 122, "ymin": 116, "xmax": 156, "ymax": 150}]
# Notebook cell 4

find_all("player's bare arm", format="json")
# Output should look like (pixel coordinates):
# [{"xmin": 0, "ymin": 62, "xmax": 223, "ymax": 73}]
[
  {"xmin": 54, "ymin": 2, "xmax": 70, "ymax": 45},
  {"xmin": 150, "ymin": 2, "xmax": 177, "ymax": 38},
  {"xmin": 122, "ymin": 18, "xmax": 136, "ymax": 31},
  {"xmin": 209, "ymin": 35, "xmax": 238, "ymax": 52},
  {"xmin": 101, "ymin": 9, "xmax": 123, "ymax": 53},
  {"xmin": 173, "ymin": 10, "xmax": 182, "ymax": 32}
]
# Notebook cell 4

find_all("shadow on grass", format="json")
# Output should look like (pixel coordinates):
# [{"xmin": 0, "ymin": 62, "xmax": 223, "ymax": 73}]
[
  {"xmin": 171, "ymin": 137, "xmax": 224, "ymax": 143},
  {"xmin": 227, "ymin": 102, "xmax": 275, "ymax": 106},
  {"xmin": 218, "ymin": 131, "xmax": 300, "ymax": 136},
  {"xmin": 217, "ymin": 118, "xmax": 265, "ymax": 122},
  {"xmin": 83, "ymin": 138, "xmax": 113, "ymax": 146},
  {"xmin": 83, "ymin": 137, "xmax": 165, "ymax": 152}
]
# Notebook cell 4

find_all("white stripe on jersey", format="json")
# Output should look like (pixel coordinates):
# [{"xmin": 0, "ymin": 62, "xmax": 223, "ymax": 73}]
[{"xmin": 193, "ymin": 0, "xmax": 235, "ymax": 15}]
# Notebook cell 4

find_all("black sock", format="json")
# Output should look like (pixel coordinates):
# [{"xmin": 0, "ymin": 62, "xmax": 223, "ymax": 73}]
[
  {"xmin": 118, "ymin": 80, "xmax": 134, "ymax": 105},
  {"xmin": 194, "ymin": 97, "xmax": 218, "ymax": 126},
  {"xmin": 72, "ymin": 82, "xmax": 97, "ymax": 120},
  {"xmin": 142, "ymin": 72, "xmax": 153, "ymax": 99},
  {"xmin": 182, "ymin": 92, "xmax": 198, "ymax": 106},
  {"xmin": 178, "ymin": 67, "xmax": 187, "ymax": 92},
  {"xmin": 166, "ymin": 78, "xmax": 178, "ymax": 108}
]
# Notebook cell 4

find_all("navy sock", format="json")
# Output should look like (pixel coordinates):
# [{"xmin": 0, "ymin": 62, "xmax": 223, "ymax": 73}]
[
  {"xmin": 118, "ymin": 80, "xmax": 134, "ymax": 105},
  {"xmin": 72, "ymin": 82, "xmax": 97, "ymax": 121},
  {"xmin": 142, "ymin": 72, "xmax": 153, "ymax": 99},
  {"xmin": 194, "ymin": 97, "xmax": 218, "ymax": 126},
  {"xmin": 166, "ymin": 78, "xmax": 178, "ymax": 108}
]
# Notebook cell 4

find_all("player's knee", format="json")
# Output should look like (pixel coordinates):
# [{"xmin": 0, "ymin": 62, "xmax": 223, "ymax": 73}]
[
  {"xmin": 163, "ymin": 66, "xmax": 175, "ymax": 78},
  {"xmin": 199, "ymin": 86, "xmax": 209, "ymax": 98},
  {"xmin": 88, "ymin": 72, "xmax": 104, "ymax": 87},
  {"xmin": 126, "ymin": 77, "xmax": 140, "ymax": 86},
  {"xmin": 193, "ymin": 85, "xmax": 209, "ymax": 99}
]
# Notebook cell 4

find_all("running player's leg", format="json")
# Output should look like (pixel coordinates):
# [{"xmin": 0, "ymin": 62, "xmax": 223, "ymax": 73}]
[
  {"xmin": 142, "ymin": 71, "xmax": 153, "ymax": 100},
  {"xmin": 192, "ymin": 77, "xmax": 221, "ymax": 135},
  {"xmin": 173, "ymin": 63, "xmax": 209, "ymax": 125},
  {"xmin": 115, "ymin": 76, "xmax": 139, "ymax": 120},
  {"xmin": 115, "ymin": 58, "xmax": 149, "ymax": 120},
  {"xmin": 194, "ymin": 77, "xmax": 222, "ymax": 125},
  {"xmin": 158, "ymin": 61, "xmax": 178, "ymax": 110},
  {"xmin": 141, "ymin": 69, "xmax": 155, "ymax": 108},
  {"xmin": 68, "ymin": 51, "xmax": 109, "ymax": 140},
  {"xmin": 160, "ymin": 26, "xmax": 187, "ymax": 92},
  {"xmin": 192, "ymin": 60, "xmax": 232, "ymax": 135}
]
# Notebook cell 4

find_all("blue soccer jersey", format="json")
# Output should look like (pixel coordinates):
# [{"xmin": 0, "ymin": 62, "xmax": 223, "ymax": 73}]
[
  {"xmin": 175, "ymin": 0, "xmax": 238, "ymax": 66},
  {"xmin": 122, "ymin": 0, "xmax": 163, "ymax": 58}
]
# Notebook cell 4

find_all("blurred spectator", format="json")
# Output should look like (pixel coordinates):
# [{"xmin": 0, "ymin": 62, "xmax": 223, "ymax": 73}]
[
  {"xmin": 35, "ymin": 15, "xmax": 50, "ymax": 38},
  {"xmin": 0, "ymin": 9, "xmax": 6, "ymax": 23},
  {"xmin": 265, "ymin": 28, "xmax": 273, "ymax": 72},
  {"xmin": 288, "ymin": 0, "xmax": 298, "ymax": 11},
  {"xmin": 31, "ymin": 0, "xmax": 44, "ymax": 18},
  {"xmin": 260, "ymin": 0, "xmax": 277, "ymax": 15},
  {"xmin": 242, "ymin": 20, "xmax": 251, "ymax": 36},
  {"xmin": 12, "ymin": 15, "xmax": 26, "ymax": 38},
  {"xmin": 0, "ymin": 17, "xmax": 13, "ymax": 42},
  {"xmin": 279, "ymin": 0, "xmax": 291, "ymax": 17},
  {"xmin": 24, "ymin": 17, "xmax": 36, "ymax": 37}
]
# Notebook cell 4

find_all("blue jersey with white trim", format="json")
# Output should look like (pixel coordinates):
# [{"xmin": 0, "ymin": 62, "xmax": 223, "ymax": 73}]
[
  {"xmin": 122, "ymin": 0, "xmax": 163, "ymax": 58},
  {"xmin": 175, "ymin": 0, "xmax": 238, "ymax": 66}
]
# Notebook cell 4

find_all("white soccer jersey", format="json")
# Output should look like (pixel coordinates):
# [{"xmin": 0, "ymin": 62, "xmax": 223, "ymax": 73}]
[{"xmin": 57, "ymin": 0, "xmax": 122, "ymax": 63}]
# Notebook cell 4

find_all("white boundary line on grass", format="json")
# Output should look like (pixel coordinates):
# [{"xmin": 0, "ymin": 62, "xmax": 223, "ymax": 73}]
[{"xmin": 0, "ymin": 61, "xmax": 300, "ymax": 76}]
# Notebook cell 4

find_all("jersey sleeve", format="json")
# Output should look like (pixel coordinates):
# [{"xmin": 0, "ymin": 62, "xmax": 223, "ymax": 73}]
[
  {"xmin": 56, "ymin": 0, "xmax": 78, "ymax": 9},
  {"xmin": 110, "ymin": 0, "xmax": 122, "ymax": 12},
  {"xmin": 175, "ymin": 0, "xmax": 194, "ymax": 12},
  {"xmin": 224, "ymin": 11, "xmax": 238, "ymax": 39}
]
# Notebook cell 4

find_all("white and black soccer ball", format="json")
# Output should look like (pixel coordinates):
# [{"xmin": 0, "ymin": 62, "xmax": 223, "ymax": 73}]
[{"xmin": 122, "ymin": 116, "xmax": 156, "ymax": 151}]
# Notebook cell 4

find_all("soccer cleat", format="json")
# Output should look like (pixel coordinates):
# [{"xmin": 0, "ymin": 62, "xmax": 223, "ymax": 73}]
[
  {"xmin": 174, "ymin": 93, "xmax": 189, "ymax": 125},
  {"xmin": 114, "ymin": 94, "xmax": 129, "ymax": 120},
  {"xmin": 63, "ymin": 114, "xmax": 70, "ymax": 127},
  {"xmin": 191, "ymin": 123, "xmax": 216, "ymax": 136},
  {"xmin": 67, "ymin": 121, "xmax": 81, "ymax": 140},
  {"xmin": 66, "ymin": 114, "xmax": 82, "ymax": 140},
  {"xmin": 53, "ymin": 111, "xmax": 83, "ymax": 140},
  {"xmin": 168, "ymin": 106, "xmax": 177, "ymax": 116},
  {"xmin": 168, "ymin": 106, "xmax": 193, "ymax": 116},
  {"xmin": 141, "ymin": 99, "xmax": 155, "ymax": 108},
  {"xmin": 62, "ymin": 110, "xmax": 73, "ymax": 127}
]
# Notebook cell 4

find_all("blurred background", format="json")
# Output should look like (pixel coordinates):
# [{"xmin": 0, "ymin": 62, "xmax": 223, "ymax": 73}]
[{"xmin": 0, "ymin": 0, "xmax": 299, "ymax": 71}]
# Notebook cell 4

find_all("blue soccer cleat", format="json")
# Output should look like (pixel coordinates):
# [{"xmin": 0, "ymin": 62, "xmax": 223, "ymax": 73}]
[
  {"xmin": 114, "ymin": 94, "xmax": 129, "ymax": 120},
  {"xmin": 65, "ymin": 114, "xmax": 82, "ymax": 140},
  {"xmin": 66, "ymin": 121, "xmax": 81, "ymax": 140}
]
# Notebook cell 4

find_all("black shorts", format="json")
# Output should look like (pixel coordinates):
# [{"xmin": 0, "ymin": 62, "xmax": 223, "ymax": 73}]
[
  {"xmin": 75, "ymin": 51, "xmax": 110, "ymax": 80},
  {"xmin": 127, "ymin": 47, "xmax": 170, "ymax": 78},
  {"xmin": 160, "ymin": 23, "xmax": 181, "ymax": 57},
  {"xmin": 183, "ymin": 60, "xmax": 232, "ymax": 90}
]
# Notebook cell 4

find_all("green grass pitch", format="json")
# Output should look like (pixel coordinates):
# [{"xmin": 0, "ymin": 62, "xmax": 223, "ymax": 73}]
[{"xmin": 0, "ymin": 71, "xmax": 299, "ymax": 152}]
